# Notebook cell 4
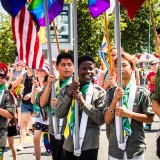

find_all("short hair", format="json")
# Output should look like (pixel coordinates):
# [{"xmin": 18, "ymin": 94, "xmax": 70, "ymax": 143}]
[
  {"xmin": 78, "ymin": 55, "xmax": 95, "ymax": 68},
  {"xmin": 114, "ymin": 52, "xmax": 135, "ymax": 70},
  {"xmin": 56, "ymin": 53, "xmax": 74, "ymax": 66},
  {"xmin": 110, "ymin": 46, "xmax": 124, "ymax": 53}
]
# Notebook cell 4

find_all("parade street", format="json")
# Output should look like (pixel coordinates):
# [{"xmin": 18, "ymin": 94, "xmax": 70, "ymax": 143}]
[{"xmin": 4, "ymin": 120, "xmax": 160, "ymax": 160}]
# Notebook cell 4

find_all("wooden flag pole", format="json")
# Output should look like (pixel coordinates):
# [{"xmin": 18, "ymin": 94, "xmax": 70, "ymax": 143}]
[
  {"xmin": 52, "ymin": 19, "xmax": 61, "ymax": 54},
  {"xmin": 148, "ymin": 0, "xmax": 160, "ymax": 56},
  {"xmin": 104, "ymin": 11, "xmax": 113, "ymax": 76}
]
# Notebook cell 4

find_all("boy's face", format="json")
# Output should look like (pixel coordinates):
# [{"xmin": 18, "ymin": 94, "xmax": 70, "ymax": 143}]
[
  {"xmin": 78, "ymin": 61, "xmax": 95, "ymax": 82},
  {"xmin": 56, "ymin": 58, "xmax": 74, "ymax": 79},
  {"xmin": 115, "ymin": 58, "xmax": 133, "ymax": 80}
]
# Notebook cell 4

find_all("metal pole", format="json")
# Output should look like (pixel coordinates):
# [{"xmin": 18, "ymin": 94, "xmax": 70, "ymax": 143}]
[
  {"xmin": 43, "ymin": 0, "xmax": 59, "ymax": 137},
  {"xmin": 73, "ymin": 0, "xmax": 79, "ymax": 150},
  {"xmin": 115, "ymin": 0, "xmax": 124, "ymax": 143},
  {"xmin": 114, "ymin": 7, "xmax": 117, "ymax": 46}
]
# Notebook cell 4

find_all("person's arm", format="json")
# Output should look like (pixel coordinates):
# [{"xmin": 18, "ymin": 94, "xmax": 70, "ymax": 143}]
[
  {"xmin": 39, "ymin": 75, "xmax": 55, "ymax": 107},
  {"xmin": 116, "ymin": 87, "xmax": 154, "ymax": 123},
  {"xmin": 135, "ymin": 69, "xmax": 140, "ymax": 86},
  {"xmin": 0, "ymin": 108, "xmax": 13, "ymax": 119},
  {"xmin": 152, "ymin": 100, "xmax": 160, "ymax": 117},
  {"xmin": 115, "ymin": 107, "xmax": 154, "ymax": 123},
  {"xmin": 74, "ymin": 86, "xmax": 107, "ymax": 125},
  {"xmin": 12, "ymin": 74, "xmax": 23, "ymax": 88},
  {"xmin": 1, "ymin": 91, "xmax": 16, "ymax": 119},
  {"xmin": 104, "ymin": 87, "xmax": 124, "ymax": 125},
  {"xmin": 54, "ymin": 86, "xmax": 72, "ymax": 118},
  {"xmin": 98, "ymin": 72, "xmax": 105, "ymax": 87}
]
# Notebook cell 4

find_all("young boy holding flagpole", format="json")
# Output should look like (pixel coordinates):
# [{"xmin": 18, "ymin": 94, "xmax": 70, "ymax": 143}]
[
  {"xmin": 104, "ymin": 52, "xmax": 154, "ymax": 160},
  {"xmin": 54, "ymin": 55, "xmax": 106, "ymax": 160},
  {"xmin": 38, "ymin": 53, "xmax": 74, "ymax": 160}
]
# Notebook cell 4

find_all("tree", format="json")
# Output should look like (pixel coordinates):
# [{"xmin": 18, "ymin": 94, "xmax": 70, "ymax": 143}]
[
  {"xmin": 66, "ymin": 0, "xmax": 159, "ymax": 59},
  {"xmin": 108, "ymin": 0, "xmax": 160, "ymax": 54},
  {"xmin": 0, "ymin": 13, "xmax": 16, "ymax": 64}
]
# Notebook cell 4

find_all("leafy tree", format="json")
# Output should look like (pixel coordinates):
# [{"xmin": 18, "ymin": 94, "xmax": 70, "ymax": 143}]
[{"xmin": 0, "ymin": 13, "xmax": 16, "ymax": 64}]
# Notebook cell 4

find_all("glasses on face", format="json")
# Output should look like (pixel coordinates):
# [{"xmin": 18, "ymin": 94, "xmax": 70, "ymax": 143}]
[
  {"xmin": 151, "ymin": 63, "xmax": 158, "ymax": 66},
  {"xmin": 111, "ymin": 55, "xmax": 116, "ymax": 57},
  {"xmin": 0, "ymin": 74, "xmax": 6, "ymax": 79}
]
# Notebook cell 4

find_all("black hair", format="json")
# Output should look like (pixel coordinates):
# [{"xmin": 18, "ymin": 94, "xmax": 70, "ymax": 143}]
[
  {"xmin": 78, "ymin": 55, "xmax": 95, "ymax": 68},
  {"xmin": 56, "ymin": 53, "xmax": 74, "ymax": 66}
]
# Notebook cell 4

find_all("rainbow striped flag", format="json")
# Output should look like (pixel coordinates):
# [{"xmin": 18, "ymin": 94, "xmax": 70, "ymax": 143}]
[
  {"xmin": 88, "ymin": 0, "xmax": 110, "ymax": 18},
  {"xmin": 28, "ymin": 0, "xmax": 64, "ymax": 26},
  {"xmin": 100, "ymin": 35, "xmax": 108, "ymax": 52},
  {"xmin": 99, "ymin": 51, "xmax": 109, "ymax": 70}
]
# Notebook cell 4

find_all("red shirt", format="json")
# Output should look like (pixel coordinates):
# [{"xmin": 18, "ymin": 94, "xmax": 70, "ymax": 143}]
[{"xmin": 147, "ymin": 71, "xmax": 156, "ymax": 93}]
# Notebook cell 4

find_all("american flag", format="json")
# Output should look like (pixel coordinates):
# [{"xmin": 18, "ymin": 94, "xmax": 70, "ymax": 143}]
[{"xmin": 12, "ymin": 5, "xmax": 44, "ymax": 69}]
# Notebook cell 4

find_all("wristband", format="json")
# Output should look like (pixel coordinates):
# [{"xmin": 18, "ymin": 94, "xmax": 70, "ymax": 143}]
[{"xmin": 107, "ymin": 107, "xmax": 115, "ymax": 114}]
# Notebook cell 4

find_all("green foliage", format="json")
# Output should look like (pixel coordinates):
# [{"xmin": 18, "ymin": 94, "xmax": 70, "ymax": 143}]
[
  {"xmin": 66, "ymin": 0, "xmax": 159, "ymax": 60},
  {"xmin": 0, "ymin": 13, "xmax": 16, "ymax": 64}
]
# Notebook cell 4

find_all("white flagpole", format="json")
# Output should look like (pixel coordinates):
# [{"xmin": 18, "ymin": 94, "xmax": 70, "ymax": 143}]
[
  {"xmin": 43, "ymin": 0, "xmax": 60, "ymax": 139},
  {"xmin": 115, "ymin": 0, "xmax": 124, "ymax": 143},
  {"xmin": 73, "ymin": 0, "xmax": 80, "ymax": 150}
]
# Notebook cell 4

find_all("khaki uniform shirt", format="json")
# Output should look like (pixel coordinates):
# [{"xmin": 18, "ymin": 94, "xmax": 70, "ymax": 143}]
[
  {"xmin": 54, "ymin": 84, "xmax": 106, "ymax": 152},
  {"xmin": 0, "ymin": 90, "xmax": 16, "ymax": 147},
  {"xmin": 104, "ymin": 86, "xmax": 155, "ymax": 159}
]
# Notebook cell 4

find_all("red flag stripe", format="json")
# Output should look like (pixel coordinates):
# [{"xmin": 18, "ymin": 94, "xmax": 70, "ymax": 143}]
[{"xmin": 12, "ymin": 5, "xmax": 44, "ymax": 69}]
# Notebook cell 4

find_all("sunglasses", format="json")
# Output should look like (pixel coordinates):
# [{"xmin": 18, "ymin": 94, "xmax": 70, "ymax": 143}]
[
  {"xmin": 0, "ymin": 74, "xmax": 6, "ymax": 79},
  {"xmin": 151, "ymin": 63, "xmax": 158, "ymax": 65}
]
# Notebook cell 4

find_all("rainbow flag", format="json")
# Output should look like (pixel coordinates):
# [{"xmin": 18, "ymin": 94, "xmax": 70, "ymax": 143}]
[
  {"xmin": 28, "ymin": 0, "xmax": 64, "ymax": 26},
  {"xmin": 88, "ymin": 0, "xmax": 110, "ymax": 18},
  {"xmin": 100, "ymin": 35, "xmax": 108, "ymax": 52},
  {"xmin": 99, "ymin": 51, "xmax": 109, "ymax": 70}
]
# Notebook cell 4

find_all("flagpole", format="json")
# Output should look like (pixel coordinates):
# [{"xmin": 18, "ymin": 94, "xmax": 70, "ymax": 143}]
[
  {"xmin": 114, "ymin": 7, "xmax": 117, "ymax": 46},
  {"xmin": 115, "ymin": 0, "xmax": 124, "ymax": 143},
  {"xmin": 52, "ymin": 19, "xmax": 61, "ymax": 54},
  {"xmin": 104, "ymin": 11, "xmax": 113, "ymax": 76},
  {"xmin": 73, "ymin": 0, "xmax": 80, "ymax": 150},
  {"xmin": 147, "ymin": 0, "xmax": 160, "ymax": 56},
  {"xmin": 43, "ymin": 0, "xmax": 60, "ymax": 138}
]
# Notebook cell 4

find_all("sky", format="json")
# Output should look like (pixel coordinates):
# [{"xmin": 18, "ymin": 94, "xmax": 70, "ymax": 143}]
[{"xmin": 0, "ymin": 3, "xmax": 8, "ymax": 15}]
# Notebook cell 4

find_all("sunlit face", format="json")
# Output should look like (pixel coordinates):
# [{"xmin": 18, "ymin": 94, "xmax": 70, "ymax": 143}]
[
  {"xmin": 56, "ymin": 59, "xmax": 74, "ymax": 80},
  {"xmin": 151, "ymin": 61, "xmax": 158, "ymax": 70},
  {"xmin": 110, "ymin": 49, "xmax": 117, "ymax": 62},
  {"xmin": 78, "ymin": 61, "xmax": 95, "ymax": 82},
  {"xmin": 115, "ymin": 58, "xmax": 133, "ymax": 80},
  {"xmin": 35, "ymin": 69, "xmax": 47, "ymax": 78}
]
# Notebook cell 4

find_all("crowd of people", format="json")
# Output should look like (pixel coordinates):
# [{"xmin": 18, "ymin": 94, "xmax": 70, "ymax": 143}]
[{"xmin": 0, "ymin": 28, "xmax": 160, "ymax": 160}]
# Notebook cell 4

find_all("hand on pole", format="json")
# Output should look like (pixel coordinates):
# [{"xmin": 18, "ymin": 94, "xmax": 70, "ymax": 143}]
[
  {"xmin": 115, "ymin": 106, "xmax": 131, "ymax": 118},
  {"xmin": 67, "ymin": 76, "xmax": 79, "ymax": 97},
  {"xmin": 73, "ymin": 90, "xmax": 85, "ymax": 106},
  {"xmin": 114, "ymin": 87, "xmax": 124, "ymax": 102},
  {"xmin": 47, "ymin": 74, "xmax": 56, "ymax": 86},
  {"xmin": 51, "ymin": 98, "xmax": 57, "ymax": 107}
]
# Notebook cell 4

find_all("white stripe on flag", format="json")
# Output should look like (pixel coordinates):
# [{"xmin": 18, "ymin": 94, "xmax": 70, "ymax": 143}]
[{"xmin": 12, "ymin": 5, "xmax": 44, "ymax": 69}]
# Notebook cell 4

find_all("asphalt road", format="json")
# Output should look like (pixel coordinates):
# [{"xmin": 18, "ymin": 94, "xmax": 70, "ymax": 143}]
[{"xmin": 4, "ymin": 121, "xmax": 160, "ymax": 160}]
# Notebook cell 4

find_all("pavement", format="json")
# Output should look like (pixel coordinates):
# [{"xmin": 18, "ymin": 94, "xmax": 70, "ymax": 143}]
[{"xmin": 4, "ymin": 120, "xmax": 160, "ymax": 160}]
